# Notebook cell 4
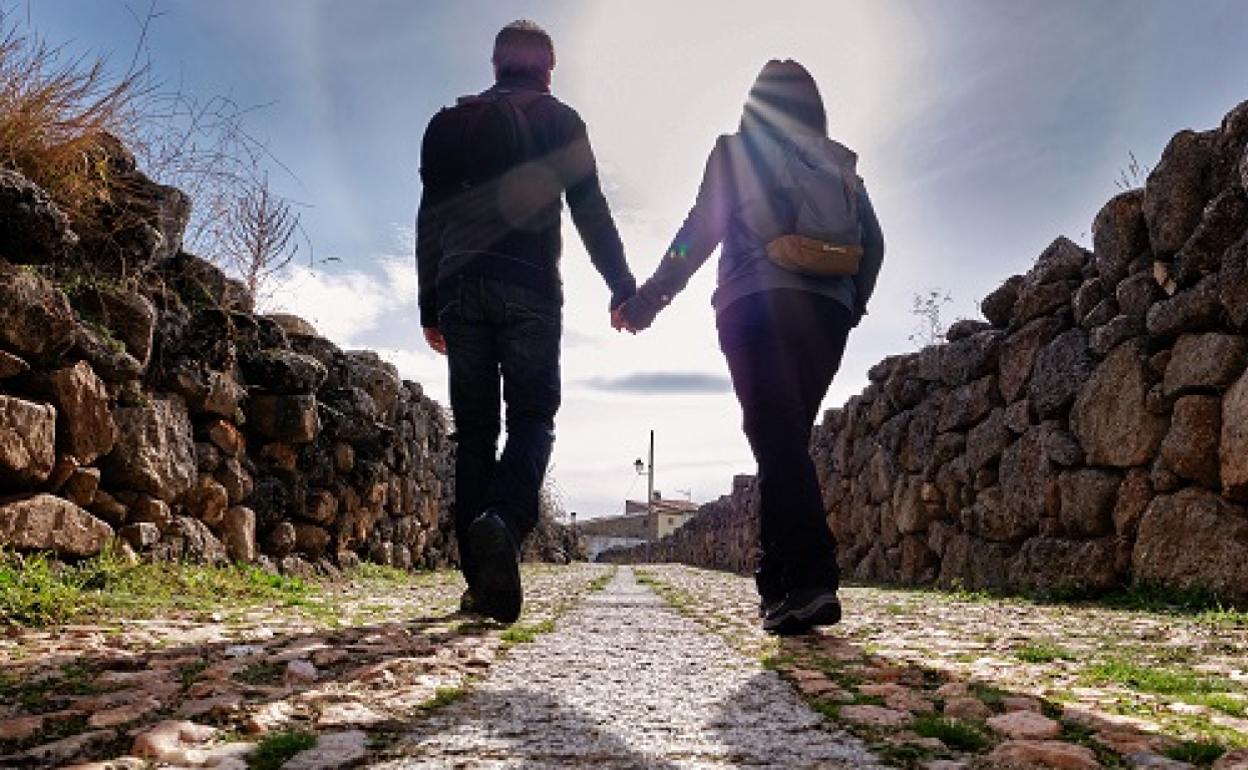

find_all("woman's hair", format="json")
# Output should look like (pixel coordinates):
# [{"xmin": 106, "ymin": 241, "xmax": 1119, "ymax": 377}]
[
  {"xmin": 739, "ymin": 59, "xmax": 828, "ymax": 139},
  {"xmin": 493, "ymin": 20, "xmax": 556, "ymax": 78}
]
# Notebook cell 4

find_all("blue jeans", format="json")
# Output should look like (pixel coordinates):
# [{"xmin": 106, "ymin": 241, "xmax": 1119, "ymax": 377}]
[
  {"xmin": 717, "ymin": 289, "xmax": 852, "ymax": 600},
  {"xmin": 439, "ymin": 276, "xmax": 562, "ymax": 588}
]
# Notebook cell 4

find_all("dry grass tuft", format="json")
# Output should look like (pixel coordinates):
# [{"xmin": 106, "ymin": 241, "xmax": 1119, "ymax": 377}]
[{"xmin": 0, "ymin": 16, "xmax": 145, "ymax": 227}]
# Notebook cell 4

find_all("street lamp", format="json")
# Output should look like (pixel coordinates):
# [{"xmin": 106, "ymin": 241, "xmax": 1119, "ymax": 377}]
[{"xmin": 633, "ymin": 430, "xmax": 655, "ymax": 532}]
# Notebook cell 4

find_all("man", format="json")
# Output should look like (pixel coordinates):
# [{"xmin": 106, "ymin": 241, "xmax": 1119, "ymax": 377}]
[{"xmin": 417, "ymin": 20, "xmax": 635, "ymax": 624}]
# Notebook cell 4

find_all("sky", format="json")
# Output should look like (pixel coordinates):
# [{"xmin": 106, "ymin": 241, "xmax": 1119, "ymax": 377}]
[{"xmin": 24, "ymin": 0, "xmax": 1248, "ymax": 519}]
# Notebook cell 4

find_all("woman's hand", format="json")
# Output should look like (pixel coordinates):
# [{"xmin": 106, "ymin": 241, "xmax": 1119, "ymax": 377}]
[
  {"xmin": 423, "ymin": 326, "xmax": 447, "ymax": 355},
  {"xmin": 611, "ymin": 306, "xmax": 637, "ymax": 334}
]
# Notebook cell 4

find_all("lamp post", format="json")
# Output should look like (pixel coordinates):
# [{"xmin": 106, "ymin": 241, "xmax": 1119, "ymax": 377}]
[{"xmin": 633, "ymin": 429, "xmax": 655, "ymax": 534}]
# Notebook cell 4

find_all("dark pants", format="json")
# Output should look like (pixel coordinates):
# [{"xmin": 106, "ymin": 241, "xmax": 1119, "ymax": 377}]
[
  {"xmin": 717, "ymin": 289, "xmax": 853, "ymax": 600},
  {"xmin": 439, "ymin": 276, "xmax": 561, "ymax": 588}
]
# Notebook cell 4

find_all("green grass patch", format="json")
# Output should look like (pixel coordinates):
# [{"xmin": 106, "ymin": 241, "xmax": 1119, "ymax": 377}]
[
  {"xmin": 1015, "ymin": 642, "xmax": 1078, "ymax": 664},
  {"xmin": 1, "ymin": 547, "xmax": 318, "ymax": 626},
  {"xmin": 969, "ymin": 681, "xmax": 1006, "ymax": 710},
  {"xmin": 587, "ymin": 568, "xmax": 616, "ymax": 593},
  {"xmin": 248, "ymin": 729, "xmax": 317, "ymax": 770},
  {"xmin": 912, "ymin": 714, "xmax": 991, "ymax": 752},
  {"xmin": 500, "ymin": 619, "xmax": 555, "ymax": 645},
  {"xmin": 349, "ymin": 562, "xmax": 416, "ymax": 584},
  {"xmin": 179, "ymin": 660, "xmax": 211, "ymax": 689},
  {"xmin": 1187, "ymin": 693, "xmax": 1248, "ymax": 718},
  {"xmin": 876, "ymin": 742, "xmax": 936, "ymax": 765},
  {"xmin": 1083, "ymin": 659, "xmax": 1221, "ymax": 696},
  {"xmin": 423, "ymin": 685, "xmax": 467, "ymax": 710},
  {"xmin": 761, "ymin": 653, "xmax": 796, "ymax": 672},
  {"xmin": 1164, "ymin": 740, "xmax": 1225, "ymax": 765},
  {"xmin": 235, "ymin": 661, "xmax": 287, "ymax": 686}
]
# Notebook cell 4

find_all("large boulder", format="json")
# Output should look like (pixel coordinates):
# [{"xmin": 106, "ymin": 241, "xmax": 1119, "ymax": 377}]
[
  {"xmin": 0, "ymin": 396, "xmax": 57, "ymax": 488},
  {"xmin": 997, "ymin": 318, "xmax": 1062, "ymax": 403},
  {"xmin": 156, "ymin": 516, "xmax": 227, "ymax": 564},
  {"xmin": 938, "ymin": 532, "xmax": 1015, "ymax": 591},
  {"xmin": 46, "ymin": 361, "xmax": 116, "ymax": 465},
  {"xmin": 1143, "ymin": 129, "xmax": 1216, "ymax": 257},
  {"xmin": 0, "ymin": 259, "xmax": 78, "ymax": 365},
  {"xmin": 1092, "ymin": 190, "xmax": 1149, "ymax": 286},
  {"xmin": 1027, "ymin": 237, "xmax": 1089, "ymax": 285},
  {"xmin": 1163, "ymin": 333, "xmax": 1248, "ymax": 397},
  {"xmin": 101, "ymin": 396, "xmax": 197, "ymax": 501},
  {"xmin": 995, "ymin": 427, "xmax": 1050, "ymax": 541},
  {"xmin": 1159, "ymin": 395, "xmax": 1221, "ymax": 488},
  {"xmin": 1028, "ymin": 329, "xmax": 1094, "ymax": 419},
  {"xmin": 247, "ymin": 394, "xmax": 320, "ymax": 444},
  {"xmin": 1057, "ymin": 469, "xmax": 1119, "ymax": 537},
  {"xmin": 84, "ymin": 134, "xmax": 191, "ymax": 273},
  {"xmin": 937, "ymin": 376, "xmax": 996, "ymax": 432},
  {"xmin": 0, "ymin": 169, "xmax": 78, "ymax": 263},
  {"xmin": 0, "ymin": 494, "xmax": 113, "ymax": 557},
  {"xmin": 220, "ymin": 506, "xmax": 257, "ymax": 562},
  {"xmin": 981, "ymin": 275, "xmax": 1023, "ymax": 328},
  {"xmin": 1221, "ymin": 235, "xmax": 1248, "ymax": 330},
  {"xmin": 1222, "ymin": 370, "xmax": 1248, "ymax": 500},
  {"xmin": 71, "ymin": 287, "xmax": 158, "ymax": 366},
  {"xmin": 966, "ymin": 408, "xmax": 1011, "ymax": 471},
  {"xmin": 1009, "ymin": 537, "xmax": 1125, "ymax": 597},
  {"xmin": 1133, "ymin": 489, "xmax": 1248, "ymax": 604},
  {"xmin": 1071, "ymin": 342, "xmax": 1167, "ymax": 467},
  {"xmin": 240, "ymin": 349, "xmax": 328, "ymax": 395},
  {"xmin": 1174, "ymin": 188, "xmax": 1248, "ymax": 284},
  {"xmin": 1146, "ymin": 275, "xmax": 1223, "ymax": 337},
  {"xmin": 344, "ymin": 351, "xmax": 402, "ymax": 420}
]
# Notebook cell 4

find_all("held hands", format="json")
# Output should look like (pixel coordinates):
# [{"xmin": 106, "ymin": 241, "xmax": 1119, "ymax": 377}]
[
  {"xmin": 423, "ymin": 326, "xmax": 447, "ymax": 355},
  {"xmin": 611, "ymin": 288, "xmax": 662, "ymax": 334}
]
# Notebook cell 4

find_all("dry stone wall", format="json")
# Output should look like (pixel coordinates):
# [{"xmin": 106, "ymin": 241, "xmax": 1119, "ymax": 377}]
[
  {"xmin": 606, "ymin": 99, "xmax": 1248, "ymax": 605},
  {"xmin": 0, "ymin": 133, "xmax": 578, "ymax": 574}
]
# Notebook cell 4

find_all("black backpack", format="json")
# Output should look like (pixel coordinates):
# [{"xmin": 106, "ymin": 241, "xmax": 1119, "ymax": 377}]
[{"xmin": 451, "ymin": 90, "xmax": 557, "ymax": 231}]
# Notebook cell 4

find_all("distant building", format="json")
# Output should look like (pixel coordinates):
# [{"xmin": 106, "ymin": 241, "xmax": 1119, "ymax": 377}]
[{"xmin": 578, "ymin": 491, "xmax": 700, "ymax": 559}]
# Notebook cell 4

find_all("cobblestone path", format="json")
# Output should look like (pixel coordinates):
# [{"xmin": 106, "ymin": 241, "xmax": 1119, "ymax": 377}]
[{"xmin": 371, "ymin": 566, "xmax": 881, "ymax": 769}]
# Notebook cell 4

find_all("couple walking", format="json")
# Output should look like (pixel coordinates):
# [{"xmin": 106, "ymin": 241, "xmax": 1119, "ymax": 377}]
[{"xmin": 416, "ymin": 21, "xmax": 885, "ymax": 636}]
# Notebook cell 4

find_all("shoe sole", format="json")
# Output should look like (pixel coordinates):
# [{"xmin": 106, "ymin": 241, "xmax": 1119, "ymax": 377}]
[
  {"xmin": 763, "ymin": 594, "xmax": 842, "ymax": 636},
  {"xmin": 468, "ymin": 516, "xmax": 522, "ymax": 624}
]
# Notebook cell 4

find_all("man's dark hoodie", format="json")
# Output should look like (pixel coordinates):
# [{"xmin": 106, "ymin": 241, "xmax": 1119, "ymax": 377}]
[{"xmin": 416, "ymin": 72, "xmax": 635, "ymax": 325}]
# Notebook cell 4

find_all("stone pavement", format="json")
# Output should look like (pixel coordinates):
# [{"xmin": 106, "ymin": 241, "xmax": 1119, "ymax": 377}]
[
  {"xmin": 635, "ymin": 565, "xmax": 1248, "ymax": 770},
  {"xmin": 369, "ymin": 566, "xmax": 881, "ymax": 769},
  {"xmin": 4, "ymin": 561, "xmax": 1247, "ymax": 768}
]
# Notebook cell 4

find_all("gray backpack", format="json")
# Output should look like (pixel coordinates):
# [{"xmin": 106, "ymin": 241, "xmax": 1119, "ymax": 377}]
[{"xmin": 764, "ymin": 138, "xmax": 865, "ymax": 277}]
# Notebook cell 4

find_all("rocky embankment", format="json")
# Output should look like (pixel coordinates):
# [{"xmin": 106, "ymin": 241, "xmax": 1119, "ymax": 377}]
[
  {"xmin": 607, "ymin": 99, "xmax": 1248, "ymax": 605},
  {"xmin": 0, "ymin": 133, "xmax": 577, "ymax": 573}
]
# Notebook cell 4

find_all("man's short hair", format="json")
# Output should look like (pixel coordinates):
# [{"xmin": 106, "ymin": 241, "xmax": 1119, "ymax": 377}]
[{"xmin": 493, "ymin": 20, "xmax": 555, "ymax": 78}]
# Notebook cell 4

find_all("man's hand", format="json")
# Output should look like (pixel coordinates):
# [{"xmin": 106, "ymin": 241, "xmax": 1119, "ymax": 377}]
[
  {"xmin": 613, "ymin": 291, "xmax": 661, "ymax": 334},
  {"xmin": 424, "ymin": 326, "xmax": 447, "ymax": 355}
]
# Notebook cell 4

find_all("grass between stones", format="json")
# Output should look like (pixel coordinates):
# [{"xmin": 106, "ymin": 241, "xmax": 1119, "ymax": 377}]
[
  {"xmin": 422, "ymin": 684, "xmax": 468, "ymax": 710},
  {"xmin": 911, "ymin": 714, "xmax": 991, "ymax": 752},
  {"xmin": 499, "ymin": 619, "xmax": 556, "ymax": 645},
  {"xmin": 0, "ymin": 546, "xmax": 318, "ymax": 626},
  {"xmin": 1014, "ymin": 641, "xmax": 1077, "ymax": 664},
  {"xmin": 247, "ymin": 729, "xmax": 317, "ymax": 770}
]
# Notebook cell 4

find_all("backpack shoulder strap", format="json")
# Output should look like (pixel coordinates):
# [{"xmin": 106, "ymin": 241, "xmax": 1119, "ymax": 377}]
[{"xmin": 489, "ymin": 90, "xmax": 553, "ymax": 162}]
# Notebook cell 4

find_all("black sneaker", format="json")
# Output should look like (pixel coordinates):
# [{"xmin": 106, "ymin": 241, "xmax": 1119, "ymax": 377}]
[
  {"xmin": 467, "ymin": 510, "xmax": 522, "ymax": 624},
  {"xmin": 762, "ymin": 587, "xmax": 841, "ymax": 636},
  {"xmin": 758, "ymin": 596, "xmax": 783, "ymax": 618}
]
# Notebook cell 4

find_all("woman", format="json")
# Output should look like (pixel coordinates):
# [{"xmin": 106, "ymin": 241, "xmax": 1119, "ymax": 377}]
[{"xmin": 614, "ymin": 60, "xmax": 885, "ymax": 635}]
